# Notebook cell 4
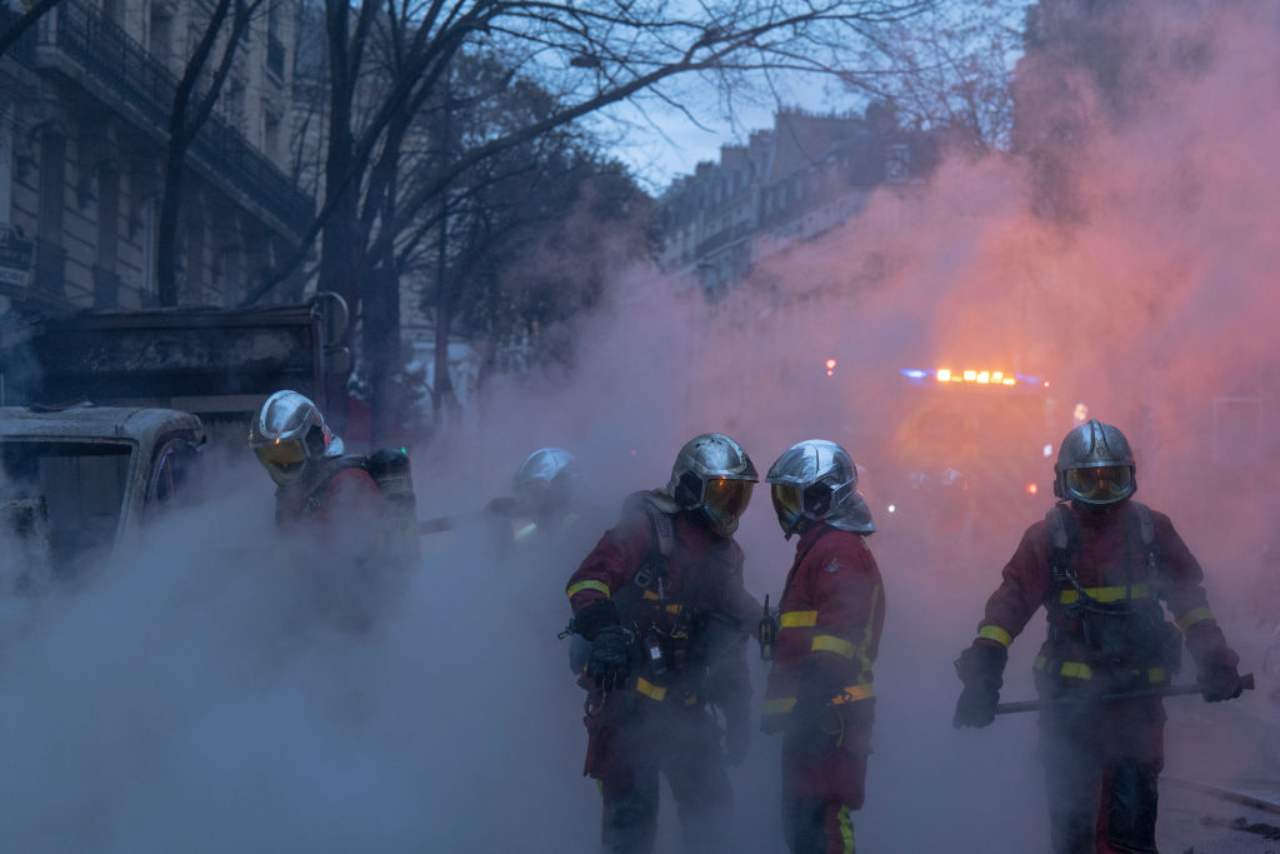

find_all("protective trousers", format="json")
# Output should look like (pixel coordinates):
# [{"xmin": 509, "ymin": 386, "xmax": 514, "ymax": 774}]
[
  {"xmin": 1039, "ymin": 697, "xmax": 1164, "ymax": 854},
  {"xmin": 595, "ymin": 700, "xmax": 732, "ymax": 854},
  {"xmin": 781, "ymin": 701, "xmax": 873, "ymax": 854}
]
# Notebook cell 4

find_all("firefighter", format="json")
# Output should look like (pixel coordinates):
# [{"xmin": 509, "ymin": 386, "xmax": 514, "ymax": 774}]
[
  {"xmin": 492, "ymin": 447, "xmax": 580, "ymax": 546},
  {"xmin": 249, "ymin": 390, "xmax": 382, "ymax": 526},
  {"xmin": 952, "ymin": 419, "xmax": 1245, "ymax": 854},
  {"xmin": 566, "ymin": 432, "xmax": 759, "ymax": 854},
  {"xmin": 761, "ymin": 440, "xmax": 882, "ymax": 854}
]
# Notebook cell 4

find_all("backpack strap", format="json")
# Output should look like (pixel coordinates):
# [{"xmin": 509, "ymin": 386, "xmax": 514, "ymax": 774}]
[
  {"xmin": 1133, "ymin": 501, "xmax": 1159, "ymax": 577},
  {"xmin": 1045, "ymin": 502, "xmax": 1075, "ymax": 589},
  {"xmin": 623, "ymin": 491, "xmax": 677, "ymax": 595}
]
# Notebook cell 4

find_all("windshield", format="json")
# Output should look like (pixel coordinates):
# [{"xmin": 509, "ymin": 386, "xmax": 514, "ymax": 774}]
[{"xmin": 1, "ymin": 440, "xmax": 133, "ymax": 580}]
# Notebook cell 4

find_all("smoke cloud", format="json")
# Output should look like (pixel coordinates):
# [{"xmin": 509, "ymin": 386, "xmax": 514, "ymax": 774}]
[{"xmin": 2, "ymin": 1, "xmax": 1279, "ymax": 851}]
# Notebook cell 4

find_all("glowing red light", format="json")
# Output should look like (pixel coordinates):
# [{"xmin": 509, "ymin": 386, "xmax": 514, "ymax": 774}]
[{"xmin": 1026, "ymin": 482, "xmax": 1039, "ymax": 496}]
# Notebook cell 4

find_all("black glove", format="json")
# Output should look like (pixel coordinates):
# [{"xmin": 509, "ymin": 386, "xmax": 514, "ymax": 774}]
[
  {"xmin": 952, "ymin": 643, "xmax": 1008, "ymax": 729},
  {"xmin": 1199, "ymin": 663, "xmax": 1245, "ymax": 703},
  {"xmin": 587, "ymin": 625, "xmax": 632, "ymax": 692}
]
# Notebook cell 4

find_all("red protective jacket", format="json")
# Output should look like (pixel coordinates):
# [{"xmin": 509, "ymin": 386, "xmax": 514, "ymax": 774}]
[
  {"xmin": 973, "ymin": 500, "xmax": 1235, "ymax": 686},
  {"xmin": 764, "ymin": 524, "xmax": 885, "ymax": 726},
  {"xmin": 276, "ymin": 461, "xmax": 382, "ymax": 528},
  {"xmin": 566, "ymin": 492, "xmax": 757, "ymax": 706}
]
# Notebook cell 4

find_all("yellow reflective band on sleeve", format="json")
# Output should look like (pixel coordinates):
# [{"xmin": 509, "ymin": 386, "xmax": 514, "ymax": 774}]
[
  {"xmin": 1175, "ymin": 607, "xmax": 1215, "ymax": 631},
  {"xmin": 1148, "ymin": 668, "xmax": 1167, "ymax": 684},
  {"xmin": 1060, "ymin": 583, "xmax": 1151, "ymax": 605},
  {"xmin": 838, "ymin": 804, "xmax": 855, "ymax": 854},
  {"xmin": 763, "ymin": 696, "xmax": 797, "ymax": 716},
  {"xmin": 665, "ymin": 604, "xmax": 683, "ymax": 615},
  {"xmin": 812, "ymin": 634, "xmax": 856, "ymax": 659},
  {"xmin": 978, "ymin": 625, "xmax": 1014, "ymax": 647},
  {"xmin": 831, "ymin": 683, "xmax": 875, "ymax": 704},
  {"xmin": 566, "ymin": 579, "xmax": 611, "ymax": 600},
  {"xmin": 1059, "ymin": 661, "xmax": 1094, "ymax": 679},
  {"xmin": 642, "ymin": 590, "xmax": 660, "ymax": 601},
  {"xmin": 780, "ymin": 611, "xmax": 818, "ymax": 628},
  {"xmin": 634, "ymin": 678, "xmax": 667, "ymax": 702}
]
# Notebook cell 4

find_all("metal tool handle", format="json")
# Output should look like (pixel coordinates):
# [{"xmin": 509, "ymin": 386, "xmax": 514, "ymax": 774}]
[{"xmin": 995, "ymin": 672, "xmax": 1255, "ymax": 715}]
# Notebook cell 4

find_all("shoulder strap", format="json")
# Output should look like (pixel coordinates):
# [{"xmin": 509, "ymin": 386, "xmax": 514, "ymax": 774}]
[
  {"xmin": 622, "ymin": 491, "xmax": 676, "ymax": 591},
  {"xmin": 1045, "ymin": 502, "xmax": 1076, "ymax": 588},
  {"xmin": 1132, "ymin": 501, "xmax": 1159, "ymax": 575}
]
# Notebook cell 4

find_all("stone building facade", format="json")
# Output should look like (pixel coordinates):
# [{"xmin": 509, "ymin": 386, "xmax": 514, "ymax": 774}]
[
  {"xmin": 0, "ymin": 0, "xmax": 311, "ymax": 315},
  {"xmin": 657, "ymin": 105, "xmax": 934, "ymax": 297}
]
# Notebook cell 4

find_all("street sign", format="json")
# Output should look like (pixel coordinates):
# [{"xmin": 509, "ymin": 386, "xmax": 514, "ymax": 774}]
[{"xmin": 0, "ymin": 224, "xmax": 34, "ymax": 289}]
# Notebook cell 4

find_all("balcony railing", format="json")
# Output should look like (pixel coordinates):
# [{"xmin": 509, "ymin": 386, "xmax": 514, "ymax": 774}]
[{"xmin": 37, "ymin": 0, "xmax": 313, "ymax": 236}]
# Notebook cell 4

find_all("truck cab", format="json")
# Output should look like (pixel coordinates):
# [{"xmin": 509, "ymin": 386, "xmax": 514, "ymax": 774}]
[{"xmin": 0, "ymin": 403, "xmax": 205, "ymax": 586}]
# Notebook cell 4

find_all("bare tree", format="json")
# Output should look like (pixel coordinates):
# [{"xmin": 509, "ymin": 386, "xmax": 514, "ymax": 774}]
[
  {"xmin": 155, "ymin": 0, "xmax": 268, "ymax": 306},
  {"xmin": 241, "ymin": 0, "xmax": 933, "ymax": 441},
  {"xmin": 855, "ymin": 0, "xmax": 1025, "ymax": 152}
]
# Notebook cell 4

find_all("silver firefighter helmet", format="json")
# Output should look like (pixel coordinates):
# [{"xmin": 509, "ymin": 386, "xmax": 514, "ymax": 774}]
[
  {"xmin": 666, "ymin": 432, "xmax": 758, "ymax": 537},
  {"xmin": 767, "ymin": 439, "xmax": 875, "ymax": 539},
  {"xmin": 513, "ymin": 447, "xmax": 576, "ymax": 514},
  {"xmin": 249, "ymin": 390, "xmax": 344, "ymax": 486},
  {"xmin": 1053, "ymin": 418, "xmax": 1136, "ymax": 506}
]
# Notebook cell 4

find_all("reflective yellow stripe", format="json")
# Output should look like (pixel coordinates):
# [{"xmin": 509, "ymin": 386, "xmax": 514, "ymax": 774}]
[
  {"xmin": 1060, "ymin": 583, "xmax": 1150, "ymax": 605},
  {"xmin": 838, "ymin": 804, "xmax": 855, "ymax": 854},
  {"xmin": 1059, "ymin": 661, "xmax": 1093, "ymax": 679},
  {"xmin": 978, "ymin": 625, "xmax": 1013, "ymax": 647},
  {"xmin": 642, "ymin": 590, "xmax": 660, "ymax": 601},
  {"xmin": 812, "ymin": 634, "xmax": 857, "ymax": 659},
  {"xmin": 780, "ymin": 611, "xmax": 818, "ymax": 628},
  {"xmin": 665, "ymin": 604, "xmax": 682, "ymax": 615},
  {"xmin": 1176, "ymin": 607, "xmax": 1215, "ymax": 631},
  {"xmin": 832, "ymin": 683, "xmax": 875, "ymax": 704},
  {"xmin": 566, "ymin": 579, "xmax": 610, "ymax": 600},
  {"xmin": 634, "ymin": 678, "xmax": 667, "ymax": 702},
  {"xmin": 763, "ymin": 696, "xmax": 797, "ymax": 716},
  {"xmin": 1035, "ymin": 657, "xmax": 1166, "ymax": 684},
  {"xmin": 513, "ymin": 522, "xmax": 538, "ymax": 541}
]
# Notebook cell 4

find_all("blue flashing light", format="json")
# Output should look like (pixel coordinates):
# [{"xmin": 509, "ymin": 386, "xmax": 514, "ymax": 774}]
[{"xmin": 900, "ymin": 368, "xmax": 929, "ymax": 381}]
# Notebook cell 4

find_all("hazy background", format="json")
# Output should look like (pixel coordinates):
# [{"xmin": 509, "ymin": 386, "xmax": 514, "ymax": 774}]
[{"xmin": 2, "ymin": 0, "xmax": 1279, "ymax": 851}]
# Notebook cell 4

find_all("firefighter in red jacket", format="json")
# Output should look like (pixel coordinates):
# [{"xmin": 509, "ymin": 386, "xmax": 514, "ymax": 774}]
[
  {"xmin": 566, "ymin": 433, "xmax": 759, "ymax": 854},
  {"xmin": 249, "ymin": 390, "xmax": 381, "ymax": 527},
  {"xmin": 953, "ymin": 419, "xmax": 1245, "ymax": 854},
  {"xmin": 761, "ymin": 440, "xmax": 883, "ymax": 854}
]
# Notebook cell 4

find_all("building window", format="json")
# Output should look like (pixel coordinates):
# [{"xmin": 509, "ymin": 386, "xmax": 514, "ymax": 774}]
[
  {"xmin": 266, "ymin": 1, "xmax": 285, "ymax": 81},
  {"xmin": 263, "ymin": 110, "xmax": 281, "ymax": 163},
  {"xmin": 149, "ymin": 2, "xmax": 174, "ymax": 69},
  {"xmin": 102, "ymin": 0, "xmax": 124, "ymax": 28},
  {"xmin": 36, "ymin": 129, "xmax": 67, "ymax": 297}
]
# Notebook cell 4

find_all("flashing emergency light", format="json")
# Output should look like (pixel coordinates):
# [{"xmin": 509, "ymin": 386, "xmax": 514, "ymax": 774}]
[
  {"xmin": 887, "ymin": 504, "xmax": 897, "ymax": 514},
  {"xmin": 903, "ymin": 368, "xmax": 1043, "ymax": 387},
  {"xmin": 1043, "ymin": 443, "xmax": 1054, "ymax": 458},
  {"xmin": 825, "ymin": 358, "xmax": 837, "ymax": 377},
  {"xmin": 1026, "ymin": 482, "xmax": 1039, "ymax": 496}
]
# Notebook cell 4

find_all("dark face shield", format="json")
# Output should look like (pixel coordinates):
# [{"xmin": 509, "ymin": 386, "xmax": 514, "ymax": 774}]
[
  {"xmin": 1064, "ymin": 465, "xmax": 1134, "ymax": 505},
  {"xmin": 770, "ymin": 483, "xmax": 805, "ymax": 537},
  {"xmin": 702, "ymin": 477, "xmax": 754, "ymax": 535}
]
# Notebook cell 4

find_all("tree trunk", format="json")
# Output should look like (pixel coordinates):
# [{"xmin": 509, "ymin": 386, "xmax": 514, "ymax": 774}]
[
  {"xmin": 155, "ymin": 143, "xmax": 187, "ymax": 305},
  {"xmin": 362, "ymin": 260, "xmax": 401, "ymax": 448}
]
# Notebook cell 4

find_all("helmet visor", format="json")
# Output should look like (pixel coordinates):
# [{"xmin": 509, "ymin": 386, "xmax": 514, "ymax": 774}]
[
  {"xmin": 255, "ymin": 438, "xmax": 307, "ymax": 479},
  {"xmin": 704, "ymin": 477, "xmax": 753, "ymax": 523},
  {"xmin": 771, "ymin": 484, "xmax": 804, "ymax": 520},
  {"xmin": 1064, "ymin": 465, "xmax": 1133, "ymax": 504}
]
